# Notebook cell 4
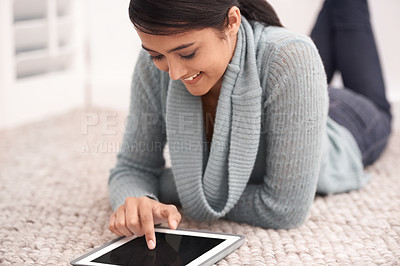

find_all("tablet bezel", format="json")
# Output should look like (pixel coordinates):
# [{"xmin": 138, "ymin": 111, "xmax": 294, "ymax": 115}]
[{"xmin": 70, "ymin": 227, "xmax": 245, "ymax": 266}]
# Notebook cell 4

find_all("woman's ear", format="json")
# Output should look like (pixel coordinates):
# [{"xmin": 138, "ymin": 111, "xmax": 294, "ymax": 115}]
[{"xmin": 227, "ymin": 6, "xmax": 241, "ymax": 35}]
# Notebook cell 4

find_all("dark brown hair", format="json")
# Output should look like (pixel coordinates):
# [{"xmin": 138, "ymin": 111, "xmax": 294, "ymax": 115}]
[{"xmin": 129, "ymin": 0, "xmax": 283, "ymax": 35}]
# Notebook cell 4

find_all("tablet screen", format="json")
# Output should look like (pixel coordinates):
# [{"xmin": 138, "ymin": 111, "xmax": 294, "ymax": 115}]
[
  {"xmin": 92, "ymin": 232, "xmax": 224, "ymax": 266},
  {"xmin": 71, "ymin": 228, "xmax": 244, "ymax": 266}
]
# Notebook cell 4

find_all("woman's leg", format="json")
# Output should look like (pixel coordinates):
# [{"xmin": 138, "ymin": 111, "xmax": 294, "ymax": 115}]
[
  {"xmin": 312, "ymin": 0, "xmax": 391, "ymax": 117},
  {"xmin": 310, "ymin": 0, "xmax": 335, "ymax": 83},
  {"xmin": 331, "ymin": 0, "xmax": 391, "ymax": 117},
  {"xmin": 311, "ymin": 0, "xmax": 392, "ymax": 165},
  {"xmin": 328, "ymin": 88, "xmax": 391, "ymax": 166}
]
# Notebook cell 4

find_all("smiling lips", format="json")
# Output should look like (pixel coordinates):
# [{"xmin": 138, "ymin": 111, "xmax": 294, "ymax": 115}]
[{"xmin": 183, "ymin": 71, "xmax": 202, "ymax": 83}]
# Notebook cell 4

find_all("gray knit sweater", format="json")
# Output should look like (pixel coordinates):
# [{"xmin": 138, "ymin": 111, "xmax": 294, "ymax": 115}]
[{"xmin": 108, "ymin": 18, "xmax": 367, "ymax": 229}]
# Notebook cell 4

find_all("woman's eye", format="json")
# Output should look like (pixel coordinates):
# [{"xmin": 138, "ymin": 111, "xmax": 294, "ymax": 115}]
[
  {"xmin": 149, "ymin": 50, "xmax": 197, "ymax": 62},
  {"xmin": 149, "ymin": 54, "xmax": 164, "ymax": 61},
  {"xmin": 180, "ymin": 51, "xmax": 197, "ymax": 61}
]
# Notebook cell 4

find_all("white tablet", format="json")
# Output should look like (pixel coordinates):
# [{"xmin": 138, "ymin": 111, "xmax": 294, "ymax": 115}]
[{"xmin": 70, "ymin": 227, "xmax": 245, "ymax": 266}]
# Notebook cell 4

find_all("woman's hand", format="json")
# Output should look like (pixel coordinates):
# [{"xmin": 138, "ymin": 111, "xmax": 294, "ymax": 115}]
[{"xmin": 108, "ymin": 196, "xmax": 182, "ymax": 250}]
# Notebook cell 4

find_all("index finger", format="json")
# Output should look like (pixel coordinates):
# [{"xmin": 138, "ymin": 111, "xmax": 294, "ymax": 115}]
[{"xmin": 139, "ymin": 206, "xmax": 156, "ymax": 250}]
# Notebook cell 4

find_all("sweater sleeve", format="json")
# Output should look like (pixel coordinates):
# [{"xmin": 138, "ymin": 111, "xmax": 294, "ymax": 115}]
[
  {"xmin": 108, "ymin": 50, "xmax": 167, "ymax": 211},
  {"xmin": 225, "ymin": 39, "xmax": 328, "ymax": 229}
]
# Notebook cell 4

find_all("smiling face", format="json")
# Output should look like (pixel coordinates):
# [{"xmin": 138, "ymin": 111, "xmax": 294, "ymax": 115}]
[{"xmin": 136, "ymin": 7, "xmax": 241, "ymax": 96}]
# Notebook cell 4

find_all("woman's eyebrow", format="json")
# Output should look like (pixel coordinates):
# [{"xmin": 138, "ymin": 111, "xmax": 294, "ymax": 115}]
[{"xmin": 142, "ymin": 42, "xmax": 196, "ymax": 54}]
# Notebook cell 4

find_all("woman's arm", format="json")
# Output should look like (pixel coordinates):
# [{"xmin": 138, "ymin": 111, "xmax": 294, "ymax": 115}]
[
  {"xmin": 108, "ymin": 50, "xmax": 167, "ymax": 211},
  {"xmin": 108, "ymin": 52, "xmax": 182, "ymax": 249},
  {"xmin": 226, "ymin": 39, "xmax": 328, "ymax": 229}
]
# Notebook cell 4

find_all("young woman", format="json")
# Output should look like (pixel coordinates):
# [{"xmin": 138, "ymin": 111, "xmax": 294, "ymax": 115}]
[{"xmin": 108, "ymin": 0, "xmax": 392, "ymax": 250}]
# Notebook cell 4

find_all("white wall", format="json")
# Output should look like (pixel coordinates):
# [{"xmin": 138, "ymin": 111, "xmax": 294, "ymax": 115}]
[{"xmin": 87, "ymin": 0, "xmax": 141, "ymax": 111}]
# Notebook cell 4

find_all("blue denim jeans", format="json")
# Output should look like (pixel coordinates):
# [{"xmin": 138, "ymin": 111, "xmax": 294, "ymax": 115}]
[
  {"xmin": 311, "ymin": 0, "xmax": 392, "ymax": 166},
  {"xmin": 328, "ymin": 88, "xmax": 391, "ymax": 166}
]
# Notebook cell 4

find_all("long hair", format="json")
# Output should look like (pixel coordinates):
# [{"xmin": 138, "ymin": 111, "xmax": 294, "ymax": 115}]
[{"xmin": 129, "ymin": 0, "xmax": 283, "ymax": 35}]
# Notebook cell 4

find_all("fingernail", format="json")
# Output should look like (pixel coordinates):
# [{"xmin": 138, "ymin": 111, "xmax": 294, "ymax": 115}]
[
  {"xmin": 171, "ymin": 220, "xmax": 178, "ymax": 229},
  {"xmin": 148, "ymin": 239, "xmax": 156, "ymax": 249}
]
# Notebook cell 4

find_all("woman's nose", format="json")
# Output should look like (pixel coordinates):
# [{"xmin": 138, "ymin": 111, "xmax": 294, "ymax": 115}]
[{"xmin": 168, "ymin": 60, "xmax": 186, "ymax": 80}]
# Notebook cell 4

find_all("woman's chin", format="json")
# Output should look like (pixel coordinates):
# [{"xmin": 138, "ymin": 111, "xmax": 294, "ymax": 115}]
[{"xmin": 185, "ymin": 86, "xmax": 210, "ymax": 97}]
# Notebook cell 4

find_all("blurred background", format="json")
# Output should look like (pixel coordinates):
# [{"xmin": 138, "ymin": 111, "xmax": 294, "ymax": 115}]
[{"xmin": 0, "ymin": 0, "xmax": 399, "ymax": 129}]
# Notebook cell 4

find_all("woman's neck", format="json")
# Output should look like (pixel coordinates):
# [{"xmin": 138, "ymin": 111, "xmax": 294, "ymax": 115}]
[
  {"xmin": 202, "ymin": 78, "xmax": 222, "ymax": 106},
  {"xmin": 201, "ymin": 79, "xmax": 222, "ymax": 144}
]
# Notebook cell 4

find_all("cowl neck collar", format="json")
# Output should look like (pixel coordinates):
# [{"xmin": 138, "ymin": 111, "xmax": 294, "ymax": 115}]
[{"xmin": 165, "ymin": 17, "xmax": 262, "ymax": 221}]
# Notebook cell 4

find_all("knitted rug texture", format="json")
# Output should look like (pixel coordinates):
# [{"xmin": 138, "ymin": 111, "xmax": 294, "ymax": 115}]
[{"xmin": 0, "ymin": 108, "xmax": 399, "ymax": 265}]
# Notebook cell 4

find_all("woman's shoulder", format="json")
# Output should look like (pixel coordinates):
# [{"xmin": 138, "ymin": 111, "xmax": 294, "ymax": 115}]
[
  {"xmin": 252, "ymin": 22, "xmax": 317, "ymax": 56},
  {"xmin": 251, "ymin": 22, "xmax": 323, "ymax": 75},
  {"xmin": 250, "ymin": 22, "xmax": 327, "ymax": 107}
]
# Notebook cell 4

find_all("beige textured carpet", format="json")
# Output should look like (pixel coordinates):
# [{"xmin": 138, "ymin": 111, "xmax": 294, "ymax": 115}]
[{"xmin": 0, "ymin": 108, "xmax": 399, "ymax": 265}]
